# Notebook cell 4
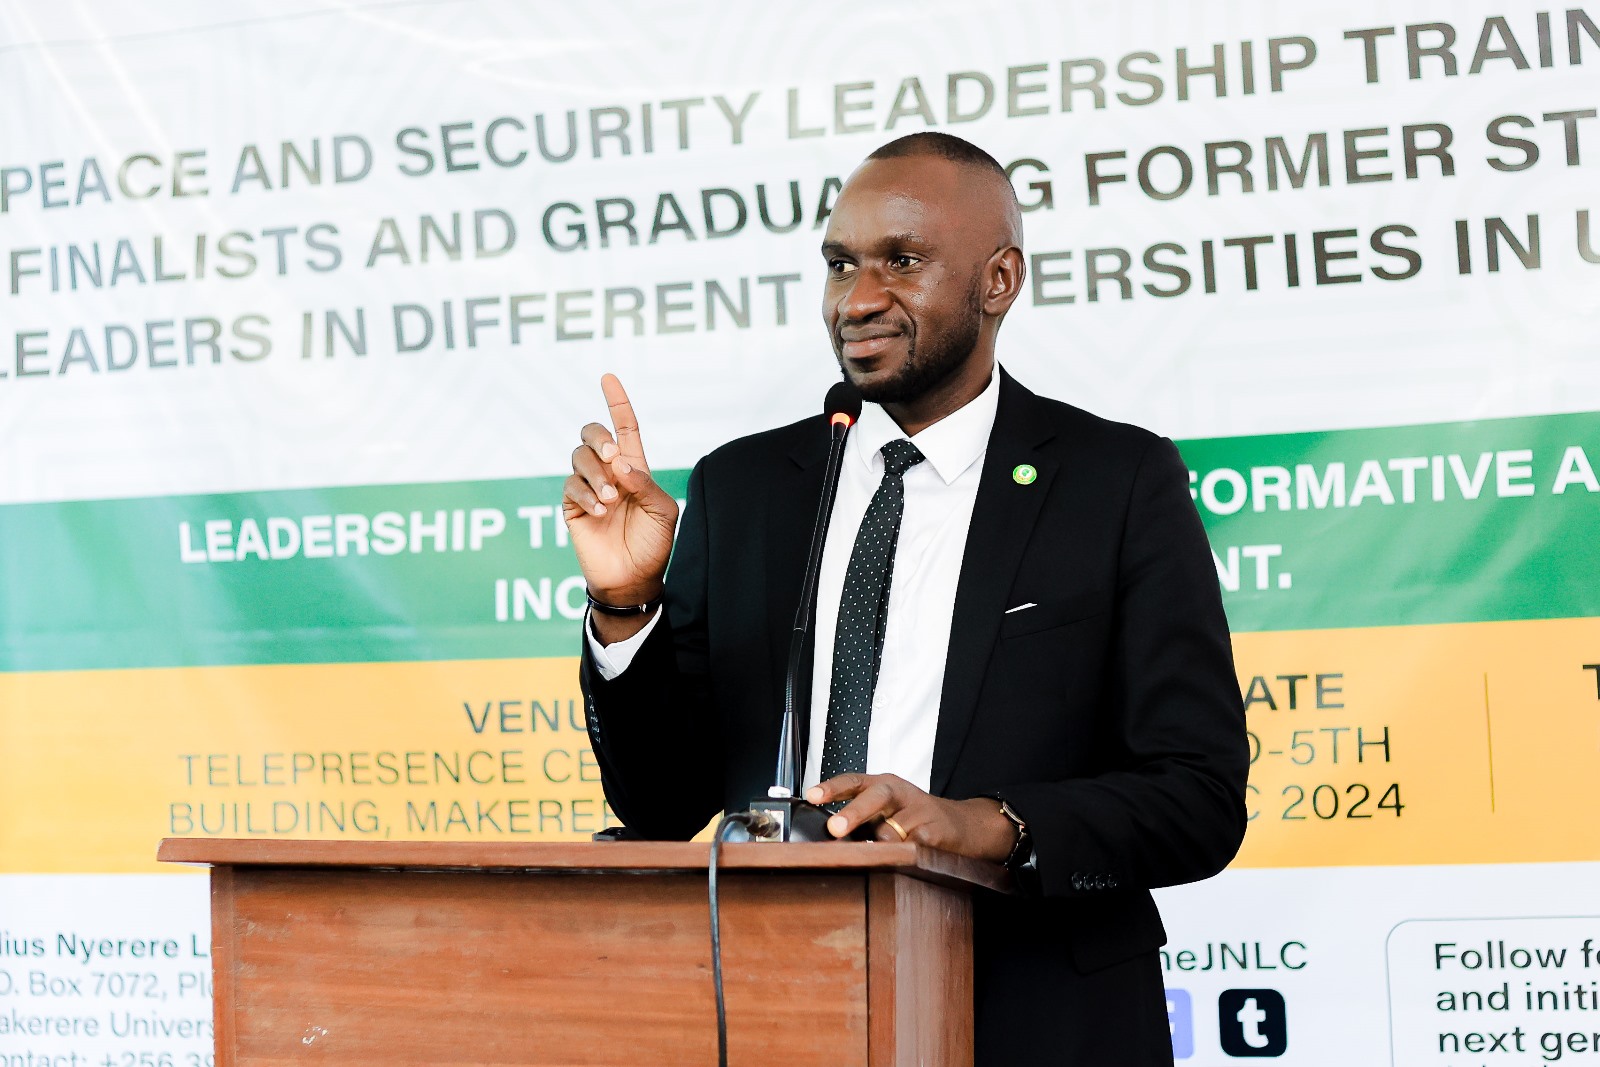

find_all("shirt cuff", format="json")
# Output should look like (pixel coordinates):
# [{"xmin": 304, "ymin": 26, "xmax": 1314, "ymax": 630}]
[{"xmin": 585, "ymin": 607, "xmax": 662, "ymax": 680}]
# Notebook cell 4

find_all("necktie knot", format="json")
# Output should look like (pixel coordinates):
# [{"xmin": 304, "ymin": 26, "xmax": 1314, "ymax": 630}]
[{"xmin": 880, "ymin": 439, "xmax": 925, "ymax": 478}]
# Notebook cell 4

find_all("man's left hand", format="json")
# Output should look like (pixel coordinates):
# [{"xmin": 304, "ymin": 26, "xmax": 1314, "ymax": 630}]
[{"xmin": 805, "ymin": 774, "xmax": 1017, "ymax": 863}]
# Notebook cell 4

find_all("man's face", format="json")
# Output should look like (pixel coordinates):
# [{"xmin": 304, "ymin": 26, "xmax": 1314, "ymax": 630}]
[{"xmin": 820, "ymin": 156, "xmax": 990, "ymax": 404}]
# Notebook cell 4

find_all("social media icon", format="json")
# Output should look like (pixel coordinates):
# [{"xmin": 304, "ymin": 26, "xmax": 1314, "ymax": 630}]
[
  {"xmin": 1166, "ymin": 988, "xmax": 1194, "ymax": 1059},
  {"xmin": 1218, "ymin": 988, "xmax": 1287, "ymax": 1057}
]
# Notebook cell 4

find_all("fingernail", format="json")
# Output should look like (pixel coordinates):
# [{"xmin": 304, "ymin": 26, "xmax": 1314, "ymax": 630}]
[
  {"xmin": 616, "ymin": 460, "xmax": 632, "ymax": 475},
  {"xmin": 599, "ymin": 484, "xmax": 617, "ymax": 501},
  {"xmin": 828, "ymin": 815, "xmax": 847, "ymax": 836},
  {"xmin": 805, "ymin": 787, "xmax": 823, "ymax": 804},
  {"xmin": 593, "ymin": 502, "xmax": 607, "ymax": 516},
  {"xmin": 600, "ymin": 444, "xmax": 618, "ymax": 461}
]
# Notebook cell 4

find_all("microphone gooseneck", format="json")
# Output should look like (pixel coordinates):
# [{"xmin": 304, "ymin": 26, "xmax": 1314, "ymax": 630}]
[
  {"xmin": 772, "ymin": 382, "xmax": 861, "ymax": 800},
  {"xmin": 708, "ymin": 385, "xmax": 862, "ymax": 1058},
  {"xmin": 729, "ymin": 382, "xmax": 863, "ymax": 843}
]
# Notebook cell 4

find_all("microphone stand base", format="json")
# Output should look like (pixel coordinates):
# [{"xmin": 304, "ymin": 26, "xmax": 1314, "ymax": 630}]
[{"xmin": 743, "ymin": 796, "xmax": 836, "ymax": 843}]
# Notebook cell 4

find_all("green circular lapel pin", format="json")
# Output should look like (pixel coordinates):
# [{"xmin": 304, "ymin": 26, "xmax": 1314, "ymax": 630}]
[{"xmin": 1012, "ymin": 464, "xmax": 1038, "ymax": 485}]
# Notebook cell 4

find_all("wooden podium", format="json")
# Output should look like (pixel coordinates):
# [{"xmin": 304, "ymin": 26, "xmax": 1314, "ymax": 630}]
[{"xmin": 158, "ymin": 838, "xmax": 1007, "ymax": 1066}]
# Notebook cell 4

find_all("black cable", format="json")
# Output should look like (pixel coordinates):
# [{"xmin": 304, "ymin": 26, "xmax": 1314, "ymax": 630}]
[{"xmin": 708, "ymin": 812, "xmax": 751, "ymax": 1067}]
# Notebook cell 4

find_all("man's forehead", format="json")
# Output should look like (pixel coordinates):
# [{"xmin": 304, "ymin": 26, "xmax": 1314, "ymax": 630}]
[
  {"xmin": 826, "ymin": 156, "xmax": 980, "ymax": 244},
  {"xmin": 842, "ymin": 155, "xmax": 970, "ymax": 207}
]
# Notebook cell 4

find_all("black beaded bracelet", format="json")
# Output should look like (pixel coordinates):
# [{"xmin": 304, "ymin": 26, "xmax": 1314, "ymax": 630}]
[{"xmin": 586, "ymin": 590, "xmax": 664, "ymax": 616}]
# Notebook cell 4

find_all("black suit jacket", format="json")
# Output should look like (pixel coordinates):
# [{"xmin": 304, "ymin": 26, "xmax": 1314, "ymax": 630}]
[{"xmin": 582, "ymin": 371, "xmax": 1248, "ymax": 1062}]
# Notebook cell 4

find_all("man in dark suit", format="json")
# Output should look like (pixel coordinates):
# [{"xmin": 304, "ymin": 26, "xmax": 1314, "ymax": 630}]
[{"xmin": 564, "ymin": 132, "xmax": 1248, "ymax": 1065}]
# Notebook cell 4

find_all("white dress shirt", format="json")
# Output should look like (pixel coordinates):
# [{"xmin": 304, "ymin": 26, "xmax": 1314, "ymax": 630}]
[{"xmin": 589, "ymin": 366, "xmax": 1001, "ymax": 793}]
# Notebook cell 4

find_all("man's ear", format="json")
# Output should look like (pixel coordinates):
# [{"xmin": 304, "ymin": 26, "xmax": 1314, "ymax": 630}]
[{"xmin": 983, "ymin": 246, "xmax": 1026, "ymax": 317}]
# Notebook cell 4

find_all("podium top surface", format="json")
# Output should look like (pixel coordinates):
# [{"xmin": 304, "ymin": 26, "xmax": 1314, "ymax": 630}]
[{"xmin": 157, "ymin": 837, "xmax": 1011, "ymax": 894}]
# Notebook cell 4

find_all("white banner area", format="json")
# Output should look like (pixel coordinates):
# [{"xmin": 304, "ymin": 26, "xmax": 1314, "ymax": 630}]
[
  {"xmin": 3, "ymin": 0, "xmax": 1596, "ymax": 505},
  {"xmin": 2, "ymin": 2, "xmax": 1597, "ymax": 1063}
]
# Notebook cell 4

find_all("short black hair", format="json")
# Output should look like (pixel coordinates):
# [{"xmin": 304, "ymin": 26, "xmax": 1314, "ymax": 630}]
[{"xmin": 866, "ymin": 132, "xmax": 1008, "ymax": 179}]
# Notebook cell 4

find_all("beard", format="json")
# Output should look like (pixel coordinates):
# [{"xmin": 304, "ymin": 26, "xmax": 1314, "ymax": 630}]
[{"xmin": 839, "ymin": 283, "xmax": 984, "ymax": 405}]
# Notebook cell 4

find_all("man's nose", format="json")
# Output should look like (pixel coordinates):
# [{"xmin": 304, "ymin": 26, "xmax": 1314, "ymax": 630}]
[{"xmin": 838, "ymin": 267, "xmax": 892, "ymax": 321}]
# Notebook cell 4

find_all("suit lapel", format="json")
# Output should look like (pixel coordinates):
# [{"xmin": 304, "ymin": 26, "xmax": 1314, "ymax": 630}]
[
  {"xmin": 765, "ymin": 430, "xmax": 831, "ymax": 716},
  {"xmin": 929, "ymin": 373, "xmax": 1058, "ymax": 796}
]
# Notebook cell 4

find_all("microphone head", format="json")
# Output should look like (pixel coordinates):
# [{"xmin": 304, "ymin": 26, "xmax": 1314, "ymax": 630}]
[{"xmin": 825, "ymin": 381, "xmax": 863, "ymax": 429}]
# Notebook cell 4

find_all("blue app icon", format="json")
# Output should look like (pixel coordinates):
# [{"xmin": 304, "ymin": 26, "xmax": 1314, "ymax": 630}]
[{"xmin": 1166, "ymin": 987, "xmax": 1194, "ymax": 1058}]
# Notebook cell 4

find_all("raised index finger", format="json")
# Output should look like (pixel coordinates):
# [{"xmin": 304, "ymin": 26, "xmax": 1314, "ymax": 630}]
[{"xmin": 600, "ymin": 373, "xmax": 649, "ymax": 469}]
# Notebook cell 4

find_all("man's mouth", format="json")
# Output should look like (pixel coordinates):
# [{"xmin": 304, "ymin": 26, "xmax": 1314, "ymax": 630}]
[{"xmin": 838, "ymin": 328, "xmax": 905, "ymax": 360}]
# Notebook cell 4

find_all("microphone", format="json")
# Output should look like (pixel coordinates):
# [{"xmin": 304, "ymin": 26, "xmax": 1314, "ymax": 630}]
[
  {"xmin": 706, "ymin": 385, "xmax": 862, "ymax": 1067},
  {"xmin": 745, "ymin": 381, "xmax": 861, "ymax": 842}
]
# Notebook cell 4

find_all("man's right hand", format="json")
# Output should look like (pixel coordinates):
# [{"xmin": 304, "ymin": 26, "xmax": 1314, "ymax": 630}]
[{"xmin": 563, "ymin": 374, "xmax": 680, "ymax": 644}]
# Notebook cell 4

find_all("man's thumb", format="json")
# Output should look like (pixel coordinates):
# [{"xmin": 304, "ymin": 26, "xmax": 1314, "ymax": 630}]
[{"xmin": 612, "ymin": 458, "xmax": 661, "ymax": 499}]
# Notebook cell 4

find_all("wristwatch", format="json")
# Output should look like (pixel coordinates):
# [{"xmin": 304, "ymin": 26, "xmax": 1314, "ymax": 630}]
[
  {"xmin": 995, "ymin": 797, "xmax": 1033, "ymax": 868},
  {"xmin": 586, "ymin": 589, "xmax": 664, "ymax": 616},
  {"xmin": 986, "ymin": 794, "xmax": 1034, "ymax": 873}
]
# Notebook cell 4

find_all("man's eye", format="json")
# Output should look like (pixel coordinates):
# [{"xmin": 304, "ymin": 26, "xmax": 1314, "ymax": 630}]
[
  {"xmin": 890, "ymin": 255, "xmax": 920, "ymax": 269},
  {"xmin": 828, "ymin": 260, "xmax": 857, "ymax": 275}
]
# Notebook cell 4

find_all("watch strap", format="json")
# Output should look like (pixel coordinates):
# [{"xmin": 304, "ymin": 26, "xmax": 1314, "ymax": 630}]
[
  {"xmin": 985, "ymin": 793, "xmax": 1033, "ymax": 871},
  {"xmin": 586, "ymin": 590, "xmax": 664, "ymax": 616}
]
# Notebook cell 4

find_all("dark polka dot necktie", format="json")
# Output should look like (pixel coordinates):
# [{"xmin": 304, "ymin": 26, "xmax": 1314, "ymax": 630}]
[{"xmin": 819, "ymin": 438, "xmax": 926, "ymax": 786}]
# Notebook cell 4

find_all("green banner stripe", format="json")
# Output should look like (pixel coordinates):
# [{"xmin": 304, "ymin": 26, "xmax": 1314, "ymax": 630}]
[
  {"xmin": 1181, "ymin": 409, "xmax": 1600, "ymax": 633},
  {"xmin": 1, "ymin": 472, "xmax": 687, "ymax": 672},
  {"xmin": 2, "ymin": 411, "xmax": 1596, "ymax": 672}
]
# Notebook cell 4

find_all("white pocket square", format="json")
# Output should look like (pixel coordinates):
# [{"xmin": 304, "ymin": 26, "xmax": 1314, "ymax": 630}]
[{"xmin": 1004, "ymin": 602, "xmax": 1038, "ymax": 615}]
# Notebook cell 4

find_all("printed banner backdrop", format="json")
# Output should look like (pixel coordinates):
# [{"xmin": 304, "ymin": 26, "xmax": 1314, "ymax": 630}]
[{"xmin": 2, "ymin": 1, "xmax": 1597, "ymax": 1063}]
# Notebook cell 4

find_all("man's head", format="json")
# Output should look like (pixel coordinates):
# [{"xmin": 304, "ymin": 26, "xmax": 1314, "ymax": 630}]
[{"xmin": 821, "ymin": 132, "xmax": 1026, "ymax": 423}]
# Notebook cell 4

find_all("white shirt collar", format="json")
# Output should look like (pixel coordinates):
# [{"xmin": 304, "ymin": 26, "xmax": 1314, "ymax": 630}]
[{"xmin": 849, "ymin": 364, "xmax": 1001, "ymax": 485}]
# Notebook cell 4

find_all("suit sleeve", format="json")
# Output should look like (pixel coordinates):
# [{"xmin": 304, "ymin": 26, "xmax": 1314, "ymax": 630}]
[
  {"xmin": 581, "ymin": 460, "xmax": 726, "ymax": 840},
  {"xmin": 999, "ymin": 436, "xmax": 1249, "ymax": 896}
]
